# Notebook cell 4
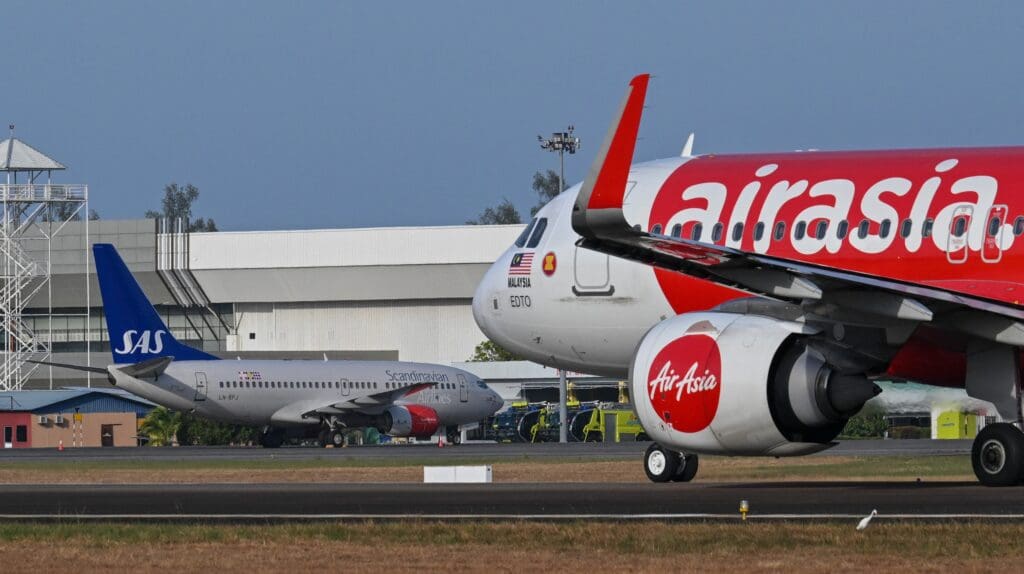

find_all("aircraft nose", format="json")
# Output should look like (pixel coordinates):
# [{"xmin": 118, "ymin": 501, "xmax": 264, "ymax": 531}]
[{"xmin": 472, "ymin": 259, "xmax": 502, "ymax": 336}]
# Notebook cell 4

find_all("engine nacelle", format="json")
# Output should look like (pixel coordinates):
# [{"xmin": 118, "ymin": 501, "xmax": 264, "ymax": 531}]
[
  {"xmin": 631, "ymin": 312, "xmax": 879, "ymax": 456},
  {"xmin": 381, "ymin": 405, "xmax": 440, "ymax": 438}
]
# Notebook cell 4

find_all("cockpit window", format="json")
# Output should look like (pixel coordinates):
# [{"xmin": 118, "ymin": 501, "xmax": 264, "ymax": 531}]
[
  {"xmin": 514, "ymin": 219, "xmax": 537, "ymax": 248},
  {"xmin": 526, "ymin": 218, "xmax": 548, "ymax": 248},
  {"xmin": 475, "ymin": 380, "xmax": 488, "ymax": 389}
]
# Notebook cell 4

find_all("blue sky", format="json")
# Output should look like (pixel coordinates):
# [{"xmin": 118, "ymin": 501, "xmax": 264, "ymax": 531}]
[{"xmin": 4, "ymin": 1, "xmax": 1023, "ymax": 230}]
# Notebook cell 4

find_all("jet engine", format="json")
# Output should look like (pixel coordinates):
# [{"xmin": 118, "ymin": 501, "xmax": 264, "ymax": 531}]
[
  {"xmin": 631, "ymin": 312, "xmax": 880, "ymax": 456},
  {"xmin": 380, "ymin": 405, "xmax": 440, "ymax": 438}
]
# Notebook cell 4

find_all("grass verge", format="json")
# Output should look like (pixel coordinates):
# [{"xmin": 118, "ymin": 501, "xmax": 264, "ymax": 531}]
[{"xmin": 0, "ymin": 521, "xmax": 1018, "ymax": 572}]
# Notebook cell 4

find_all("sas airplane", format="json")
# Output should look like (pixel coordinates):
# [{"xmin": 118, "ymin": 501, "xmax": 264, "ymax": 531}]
[
  {"xmin": 474, "ymin": 74, "xmax": 1024, "ymax": 486},
  {"xmin": 54, "ymin": 244, "xmax": 502, "ymax": 448}
]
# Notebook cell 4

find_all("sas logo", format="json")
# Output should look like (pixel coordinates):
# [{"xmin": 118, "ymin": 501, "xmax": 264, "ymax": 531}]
[
  {"xmin": 114, "ymin": 330, "xmax": 167, "ymax": 355},
  {"xmin": 646, "ymin": 333, "xmax": 722, "ymax": 433}
]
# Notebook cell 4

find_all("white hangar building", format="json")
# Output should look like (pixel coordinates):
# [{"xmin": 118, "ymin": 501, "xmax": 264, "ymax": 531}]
[{"xmin": 21, "ymin": 219, "xmax": 525, "ymax": 389}]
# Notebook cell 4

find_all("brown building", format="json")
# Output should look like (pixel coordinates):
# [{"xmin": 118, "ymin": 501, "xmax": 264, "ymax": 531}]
[{"xmin": 0, "ymin": 389, "xmax": 155, "ymax": 448}]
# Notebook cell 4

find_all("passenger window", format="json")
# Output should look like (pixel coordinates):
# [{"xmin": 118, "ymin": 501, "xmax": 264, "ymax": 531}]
[
  {"xmin": 690, "ymin": 223, "xmax": 703, "ymax": 241},
  {"xmin": 880, "ymin": 219, "xmax": 892, "ymax": 239},
  {"xmin": 526, "ymin": 218, "xmax": 548, "ymax": 248},
  {"xmin": 794, "ymin": 221, "xmax": 806, "ymax": 240},
  {"xmin": 373, "ymin": 382, "xmax": 378, "ymax": 389},
  {"xmin": 1014, "ymin": 216, "xmax": 1024, "ymax": 236},
  {"xmin": 218, "ymin": 382, "xmax": 223, "ymax": 388},
  {"xmin": 652, "ymin": 223, "xmax": 663, "ymax": 235},
  {"xmin": 514, "ymin": 219, "xmax": 537, "ymax": 248},
  {"xmin": 857, "ymin": 220, "xmax": 869, "ymax": 239},
  {"xmin": 989, "ymin": 216, "xmax": 1001, "ymax": 236},
  {"xmin": 773, "ymin": 221, "xmax": 786, "ymax": 241},
  {"xmin": 711, "ymin": 223, "xmax": 723, "ymax": 242},
  {"xmin": 753, "ymin": 222, "xmax": 765, "ymax": 241},
  {"xmin": 814, "ymin": 220, "xmax": 827, "ymax": 240},
  {"xmin": 837, "ymin": 220, "xmax": 849, "ymax": 240},
  {"xmin": 731, "ymin": 222, "xmax": 743, "ymax": 242},
  {"xmin": 900, "ymin": 218, "xmax": 912, "ymax": 238},
  {"xmin": 953, "ymin": 217, "xmax": 968, "ymax": 237},
  {"xmin": 923, "ymin": 218, "xmax": 934, "ymax": 237},
  {"xmin": 671, "ymin": 224, "xmax": 682, "ymax": 238}
]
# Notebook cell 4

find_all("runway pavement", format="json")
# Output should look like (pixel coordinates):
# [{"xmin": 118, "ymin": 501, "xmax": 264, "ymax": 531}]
[
  {"xmin": 0, "ymin": 481, "xmax": 1019, "ymax": 520},
  {"xmin": 0, "ymin": 439, "xmax": 973, "ymax": 463}
]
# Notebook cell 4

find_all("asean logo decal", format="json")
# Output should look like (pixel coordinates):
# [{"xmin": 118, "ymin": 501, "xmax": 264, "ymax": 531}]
[
  {"xmin": 646, "ymin": 333, "xmax": 722, "ymax": 433},
  {"xmin": 542, "ymin": 252, "xmax": 557, "ymax": 276}
]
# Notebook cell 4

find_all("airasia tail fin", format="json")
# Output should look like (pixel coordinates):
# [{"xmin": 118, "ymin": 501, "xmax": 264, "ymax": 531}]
[{"xmin": 92, "ymin": 243, "xmax": 218, "ymax": 364}]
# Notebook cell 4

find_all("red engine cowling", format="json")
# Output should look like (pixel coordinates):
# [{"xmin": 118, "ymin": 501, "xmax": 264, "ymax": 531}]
[
  {"xmin": 631, "ymin": 312, "xmax": 880, "ymax": 456},
  {"xmin": 384, "ymin": 405, "xmax": 440, "ymax": 438}
]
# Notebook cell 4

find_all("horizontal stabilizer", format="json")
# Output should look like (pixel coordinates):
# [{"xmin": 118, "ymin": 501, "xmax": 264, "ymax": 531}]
[
  {"xmin": 117, "ymin": 356, "xmax": 174, "ymax": 379},
  {"xmin": 26, "ymin": 359, "xmax": 107, "ymax": 375}
]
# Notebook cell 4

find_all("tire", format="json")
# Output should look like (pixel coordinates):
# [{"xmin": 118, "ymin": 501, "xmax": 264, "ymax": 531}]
[
  {"xmin": 671, "ymin": 454, "xmax": 699, "ymax": 482},
  {"xmin": 644, "ymin": 443, "xmax": 680, "ymax": 483},
  {"xmin": 329, "ymin": 429, "xmax": 345, "ymax": 448},
  {"xmin": 446, "ymin": 428, "xmax": 462, "ymax": 445},
  {"xmin": 585, "ymin": 432, "xmax": 603, "ymax": 443},
  {"xmin": 972, "ymin": 423, "xmax": 1024, "ymax": 486},
  {"xmin": 317, "ymin": 429, "xmax": 330, "ymax": 447}
]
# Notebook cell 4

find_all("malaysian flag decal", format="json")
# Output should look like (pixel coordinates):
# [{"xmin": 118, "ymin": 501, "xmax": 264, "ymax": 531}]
[{"xmin": 508, "ymin": 252, "xmax": 534, "ymax": 275}]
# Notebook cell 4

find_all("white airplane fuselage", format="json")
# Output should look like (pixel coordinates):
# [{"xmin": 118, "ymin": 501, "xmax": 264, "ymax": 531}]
[{"xmin": 110, "ymin": 360, "xmax": 502, "ymax": 429}]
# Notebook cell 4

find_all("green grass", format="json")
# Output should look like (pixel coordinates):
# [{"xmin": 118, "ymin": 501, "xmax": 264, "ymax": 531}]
[
  {"xmin": 699, "ymin": 455, "xmax": 973, "ymax": 480},
  {"xmin": 0, "ymin": 521, "xmax": 1020, "ymax": 558}
]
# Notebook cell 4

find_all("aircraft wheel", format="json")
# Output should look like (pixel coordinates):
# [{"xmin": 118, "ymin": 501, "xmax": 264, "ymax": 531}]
[
  {"xmin": 671, "ymin": 454, "xmax": 699, "ymax": 482},
  {"xmin": 328, "ymin": 429, "xmax": 345, "ymax": 448},
  {"xmin": 644, "ymin": 442, "xmax": 680, "ymax": 483},
  {"xmin": 972, "ymin": 423, "xmax": 1024, "ymax": 486},
  {"xmin": 446, "ymin": 427, "xmax": 462, "ymax": 445}
]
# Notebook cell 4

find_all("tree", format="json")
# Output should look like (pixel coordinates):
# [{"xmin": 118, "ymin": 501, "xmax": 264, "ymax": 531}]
[
  {"xmin": 177, "ymin": 414, "xmax": 260, "ymax": 446},
  {"xmin": 139, "ymin": 407, "xmax": 183, "ymax": 446},
  {"xmin": 840, "ymin": 410, "xmax": 889, "ymax": 439},
  {"xmin": 468, "ymin": 339, "xmax": 521, "ymax": 362},
  {"xmin": 530, "ymin": 169, "xmax": 563, "ymax": 216},
  {"xmin": 466, "ymin": 198, "xmax": 522, "ymax": 225},
  {"xmin": 39, "ymin": 204, "xmax": 100, "ymax": 222},
  {"xmin": 145, "ymin": 182, "xmax": 217, "ymax": 232}
]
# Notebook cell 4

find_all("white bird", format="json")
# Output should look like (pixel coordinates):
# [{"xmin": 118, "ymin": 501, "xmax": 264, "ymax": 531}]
[{"xmin": 856, "ymin": 509, "xmax": 878, "ymax": 531}]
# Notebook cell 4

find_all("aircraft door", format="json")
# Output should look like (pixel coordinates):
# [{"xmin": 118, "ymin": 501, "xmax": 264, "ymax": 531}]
[
  {"xmin": 457, "ymin": 374, "xmax": 469, "ymax": 403},
  {"xmin": 573, "ymin": 246, "xmax": 614, "ymax": 296},
  {"xmin": 982, "ymin": 205, "xmax": 1008, "ymax": 263},
  {"xmin": 194, "ymin": 372, "xmax": 208, "ymax": 402},
  {"xmin": 340, "ymin": 380, "xmax": 350, "ymax": 397},
  {"xmin": 946, "ymin": 205, "xmax": 973, "ymax": 264}
]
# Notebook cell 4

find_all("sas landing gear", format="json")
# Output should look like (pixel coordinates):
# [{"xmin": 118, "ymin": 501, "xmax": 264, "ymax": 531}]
[
  {"xmin": 318, "ymin": 428, "xmax": 346, "ymax": 448},
  {"xmin": 644, "ymin": 442, "xmax": 699, "ymax": 483},
  {"xmin": 972, "ymin": 423, "xmax": 1024, "ymax": 487}
]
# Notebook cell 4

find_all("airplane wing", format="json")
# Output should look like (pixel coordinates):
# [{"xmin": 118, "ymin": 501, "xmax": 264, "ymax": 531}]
[
  {"xmin": 269, "ymin": 382, "xmax": 437, "ymax": 424},
  {"xmin": 571, "ymin": 74, "xmax": 1024, "ymax": 347}
]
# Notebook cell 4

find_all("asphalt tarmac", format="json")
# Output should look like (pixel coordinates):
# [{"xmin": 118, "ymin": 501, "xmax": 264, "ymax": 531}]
[
  {"xmin": 0, "ymin": 481, "xmax": 1019, "ymax": 520},
  {"xmin": 0, "ymin": 439, "xmax": 973, "ymax": 463}
]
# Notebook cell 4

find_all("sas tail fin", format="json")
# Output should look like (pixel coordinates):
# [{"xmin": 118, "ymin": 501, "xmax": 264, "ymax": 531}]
[{"xmin": 92, "ymin": 243, "xmax": 218, "ymax": 364}]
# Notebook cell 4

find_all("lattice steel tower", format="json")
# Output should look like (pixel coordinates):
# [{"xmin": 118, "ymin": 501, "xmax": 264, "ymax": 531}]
[{"xmin": 0, "ymin": 129, "xmax": 88, "ymax": 391}]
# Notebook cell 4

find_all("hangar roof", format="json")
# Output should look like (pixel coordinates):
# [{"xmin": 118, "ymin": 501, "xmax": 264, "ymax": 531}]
[
  {"xmin": 0, "ymin": 388, "xmax": 155, "ymax": 413},
  {"xmin": 0, "ymin": 138, "xmax": 66, "ymax": 171}
]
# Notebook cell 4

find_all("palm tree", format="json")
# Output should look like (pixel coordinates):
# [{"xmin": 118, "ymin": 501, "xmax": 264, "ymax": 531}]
[{"xmin": 139, "ymin": 407, "xmax": 182, "ymax": 446}]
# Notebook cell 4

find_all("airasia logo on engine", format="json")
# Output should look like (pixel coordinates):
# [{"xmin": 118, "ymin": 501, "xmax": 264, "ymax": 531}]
[{"xmin": 647, "ymin": 333, "xmax": 722, "ymax": 433}]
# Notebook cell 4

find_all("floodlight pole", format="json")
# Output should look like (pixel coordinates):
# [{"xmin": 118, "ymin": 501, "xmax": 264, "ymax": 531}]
[
  {"xmin": 539, "ymin": 126, "xmax": 580, "ymax": 443},
  {"xmin": 538, "ymin": 125, "xmax": 580, "ymax": 195}
]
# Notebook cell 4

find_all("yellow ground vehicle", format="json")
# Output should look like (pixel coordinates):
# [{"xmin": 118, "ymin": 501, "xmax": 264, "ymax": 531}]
[{"xmin": 579, "ymin": 406, "xmax": 648, "ymax": 442}]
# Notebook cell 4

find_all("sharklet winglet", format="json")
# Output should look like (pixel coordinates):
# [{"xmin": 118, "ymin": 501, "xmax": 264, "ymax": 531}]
[{"xmin": 572, "ymin": 74, "xmax": 650, "ymax": 240}]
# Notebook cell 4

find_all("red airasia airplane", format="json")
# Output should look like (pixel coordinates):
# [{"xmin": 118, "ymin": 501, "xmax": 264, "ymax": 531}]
[{"xmin": 473, "ymin": 74, "xmax": 1024, "ymax": 486}]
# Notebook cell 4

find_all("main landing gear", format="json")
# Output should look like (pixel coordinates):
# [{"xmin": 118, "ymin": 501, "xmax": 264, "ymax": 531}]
[
  {"xmin": 644, "ymin": 443, "xmax": 699, "ymax": 483},
  {"xmin": 971, "ymin": 423, "xmax": 1024, "ymax": 487},
  {"xmin": 318, "ymin": 427, "xmax": 345, "ymax": 448}
]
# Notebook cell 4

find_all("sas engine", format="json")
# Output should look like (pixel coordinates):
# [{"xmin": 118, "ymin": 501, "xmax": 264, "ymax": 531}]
[
  {"xmin": 379, "ymin": 405, "xmax": 440, "ymax": 438},
  {"xmin": 631, "ymin": 312, "xmax": 879, "ymax": 457}
]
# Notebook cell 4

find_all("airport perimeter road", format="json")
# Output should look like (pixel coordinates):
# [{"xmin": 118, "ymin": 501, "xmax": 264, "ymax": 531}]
[
  {"xmin": 0, "ymin": 481, "xmax": 1019, "ymax": 519},
  {"xmin": 0, "ymin": 439, "xmax": 972, "ymax": 463}
]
